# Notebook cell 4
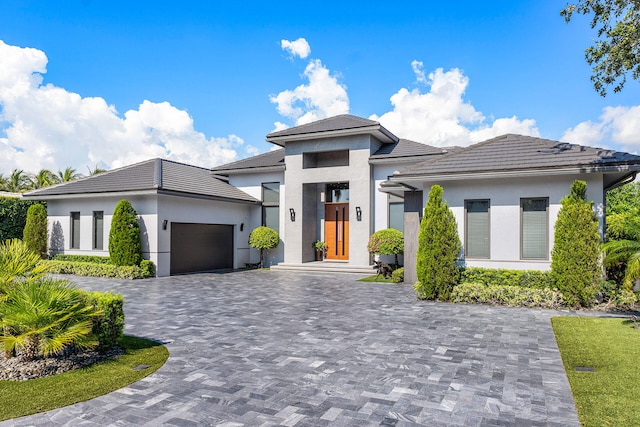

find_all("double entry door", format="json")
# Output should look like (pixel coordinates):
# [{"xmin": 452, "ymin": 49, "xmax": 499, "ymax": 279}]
[{"xmin": 324, "ymin": 203, "xmax": 349, "ymax": 260}]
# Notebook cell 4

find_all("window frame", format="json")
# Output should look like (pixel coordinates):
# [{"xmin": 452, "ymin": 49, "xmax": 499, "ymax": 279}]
[
  {"xmin": 520, "ymin": 197, "xmax": 549, "ymax": 260},
  {"xmin": 388, "ymin": 193, "xmax": 404, "ymax": 231},
  {"xmin": 93, "ymin": 211, "xmax": 104, "ymax": 250},
  {"xmin": 261, "ymin": 182, "xmax": 280, "ymax": 233},
  {"xmin": 464, "ymin": 199, "xmax": 490, "ymax": 259},
  {"xmin": 70, "ymin": 211, "xmax": 80, "ymax": 249}
]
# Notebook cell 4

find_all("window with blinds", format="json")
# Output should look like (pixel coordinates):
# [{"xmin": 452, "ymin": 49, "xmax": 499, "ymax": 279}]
[
  {"xmin": 465, "ymin": 200, "xmax": 490, "ymax": 258},
  {"xmin": 93, "ymin": 211, "xmax": 104, "ymax": 250},
  {"xmin": 70, "ymin": 212, "xmax": 80, "ymax": 249},
  {"xmin": 521, "ymin": 198, "xmax": 548, "ymax": 259}
]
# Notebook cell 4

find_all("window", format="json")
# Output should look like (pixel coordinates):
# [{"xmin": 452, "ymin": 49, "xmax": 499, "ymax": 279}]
[
  {"xmin": 465, "ymin": 200, "xmax": 490, "ymax": 258},
  {"xmin": 262, "ymin": 183, "xmax": 280, "ymax": 233},
  {"xmin": 93, "ymin": 211, "xmax": 104, "ymax": 250},
  {"xmin": 521, "ymin": 198, "xmax": 548, "ymax": 259},
  {"xmin": 70, "ymin": 212, "xmax": 80, "ymax": 249},
  {"xmin": 303, "ymin": 150, "xmax": 349, "ymax": 168},
  {"xmin": 388, "ymin": 194, "xmax": 404, "ymax": 231}
]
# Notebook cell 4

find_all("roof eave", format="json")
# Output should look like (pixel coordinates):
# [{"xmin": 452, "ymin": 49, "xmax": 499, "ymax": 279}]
[
  {"xmin": 22, "ymin": 189, "xmax": 159, "ymax": 200},
  {"xmin": 266, "ymin": 124, "xmax": 398, "ymax": 146},
  {"xmin": 213, "ymin": 165, "xmax": 286, "ymax": 175}
]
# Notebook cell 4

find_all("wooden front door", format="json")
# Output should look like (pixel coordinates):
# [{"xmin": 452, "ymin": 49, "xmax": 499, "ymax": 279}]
[{"xmin": 325, "ymin": 203, "xmax": 349, "ymax": 260}]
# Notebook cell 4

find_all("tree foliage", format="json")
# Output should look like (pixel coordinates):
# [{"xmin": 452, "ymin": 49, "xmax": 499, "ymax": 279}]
[
  {"xmin": 23, "ymin": 204, "xmax": 48, "ymax": 259},
  {"xmin": 108, "ymin": 200, "xmax": 142, "ymax": 266},
  {"xmin": 414, "ymin": 185, "xmax": 461, "ymax": 300},
  {"xmin": 551, "ymin": 180, "xmax": 602, "ymax": 307},
  {"xmin": 0, "ymin": 197, "xmax": 43, "ymax": 242},
  {"xmin": 562, "ymin": 0, "xmax": 640, "ymax": 96},
  {"xmin": 248, "ymin": 226, "xmax": 279, "ymax": 268},
  {"xmin": 0, "ymin": 239, "xmax": 49, "ymax": 288},
  {"xmin": 367, "ymin": 228, "xmax": 404, "ymax": 267},
  {"xmin": 603, "ymin": 222, "xmax": 640, "ymax": 290}
]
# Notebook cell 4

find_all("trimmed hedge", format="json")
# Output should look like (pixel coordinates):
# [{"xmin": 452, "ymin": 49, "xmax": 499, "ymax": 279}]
[
  {"xmin": 451, "ymin": 282, "xmax": 565, "ymax": 309},
  {"xmin": 52, "ymin": 254, "xmax": 111, "ymax": 264},
  {"xmin": 82, "ymin": 291, "xmax": 125, "ymax": 350},
  {"xmin": 460, "ymin": 267, "xmax": 553, "ymax": 289},
  {"xmin": 0, "ymin": 197, "xmax": 43, "ymax": 242},
  {"xmin": 23, "ymin": 204, "xmax": 48, "ymax": 259},
  {"xmin": 391, "ymin": 267, "xmax": 404, "ymax": 283},
  {"xmin": 44, "ymin": 260, "xmax": 154, "ymax": 279}
]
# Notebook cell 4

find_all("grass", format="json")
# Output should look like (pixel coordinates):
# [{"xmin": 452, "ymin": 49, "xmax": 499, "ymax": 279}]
[
  {"xmin": 0, "ymin": 336, "xmax": 169, "ymax": 421},
  {"xmin": 358, "ymin": 274, "xmax": 394, "ymax": 283},
  {"xmin": 552, "ymin": 316, "xmax": 640, "ymax": 427}
]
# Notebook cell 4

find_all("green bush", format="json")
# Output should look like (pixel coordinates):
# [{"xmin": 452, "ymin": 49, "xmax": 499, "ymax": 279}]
[
  {"xmin": 451, "ymin": 282, "xmax": 565, "ymax": 309},
  {"xmin": 551, "ymin": 180, "xmax": 602, "ymax": 307},
  {"xmin": 460, "ymin": 267, "xmax": 553, "ymax": 289},
  {"xmin": 415, "ymin": 185, "xmax": 461, "ymax": 300},
  {"xmin": 248, "ymin": 226, "xmax": 280, "ymax": 268},
  {"xmin": 44, "ymin": 260, "xmax": 154, "ymax": 279},
  {"xmin": 391, "ymin": 267, "xmax": 404, "ymax": 283},
  {"xmin": 367, "ymin": 228, "xmax": 404, "ymax": 267},
  {"xmin": 0, "ymin": 238, "xmax": 49, "ymax": 287},
  {"xmin": 0, "ymin": 197, "xmax": 43, "ymax": 242},
  {"xmin": 23, "ymin": 204, "xmax": 48, "ymax": 259},
  {"xmin": 140, "ymin": 259, "xmax": 155, "ymax": 277},
  {"xmin": 52, "ymin": 254, "xmax": 111, "ymax": 264},
  {"xmin": 108, "ymin": 200, "xmax": 142, "ymax": 267},
  {"xmin": 82, "ymin": 291, "xmax": 124, "ymax": 351}
]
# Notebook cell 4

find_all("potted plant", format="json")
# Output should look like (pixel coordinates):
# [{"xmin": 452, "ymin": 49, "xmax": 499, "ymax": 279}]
[{"xmin": 313, "ymin": 240, "xmax": 328, "ymax": 261}]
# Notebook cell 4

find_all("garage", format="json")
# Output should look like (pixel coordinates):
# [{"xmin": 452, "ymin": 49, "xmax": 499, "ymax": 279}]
[{"xmin": 170, "ymin": 223, "xmax": 234, "ymax": 275}]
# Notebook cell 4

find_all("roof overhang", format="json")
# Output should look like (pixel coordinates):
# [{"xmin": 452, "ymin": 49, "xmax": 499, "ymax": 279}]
[
  {"xmin": 266, "ymin": 124, "xmax": 398, "ymax": 146},
  {"xmin": 211, "ymin": 165, "xmax": 286, "ymax": 175}
]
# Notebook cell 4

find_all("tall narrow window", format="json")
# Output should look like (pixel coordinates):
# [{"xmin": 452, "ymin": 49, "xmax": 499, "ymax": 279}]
[
  {"xmin": 521, "ymin": 198, "xmax": 548, "ymax": 259},
  {"xmin": 93, "ymin": 211, "xmax": 104, "ymax": 250},
  {"xmin": 262, "ymin": 182, "xmax": 280, "ymax": 233},
  {"xmin": 388, "ymin": 194, "xmax": 404, "ymax": 232},
  {"xmin": 70, "ymin": 212, "xmax": 80, "ymax": 249},
  {"xmin": 465, "ymin": 200, "xmax": 490, "ymax": 258}
]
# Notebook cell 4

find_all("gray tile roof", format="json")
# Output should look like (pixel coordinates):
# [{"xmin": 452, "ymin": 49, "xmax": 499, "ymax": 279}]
[
  {"xmin": 370, "ymin": 138, "xmax": 447, "ymax": 159},
  {"xmin": 24, "ymin": 158, "xmax": 259, "ymax": 203},
  {"xmin": 395, "ymin": 134, "xmax": 640, "ymax": 177},
  {"xmin": 210, "ymin": 149, "xmax": 285, "ymax": 173},
  {"xmin": 266, "ymin": 114, "xmax": 379, "ymax": 139}
]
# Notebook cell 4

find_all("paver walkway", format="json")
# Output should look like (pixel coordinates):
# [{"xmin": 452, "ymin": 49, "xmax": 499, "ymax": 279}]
[{"xmin": 2, "ymin": 270, "xmax": 580, "ymax": 426}]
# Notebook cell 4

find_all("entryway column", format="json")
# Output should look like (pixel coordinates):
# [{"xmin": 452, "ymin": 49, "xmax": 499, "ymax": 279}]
[{"xmin": 403, "ymin": 190, "xmax": 423, "ymax": 284}]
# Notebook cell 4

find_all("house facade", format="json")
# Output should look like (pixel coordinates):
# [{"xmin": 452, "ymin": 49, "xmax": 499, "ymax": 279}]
[{"xmin": 25, "ymin": 115, "xmax": 640, "ymax": 279}]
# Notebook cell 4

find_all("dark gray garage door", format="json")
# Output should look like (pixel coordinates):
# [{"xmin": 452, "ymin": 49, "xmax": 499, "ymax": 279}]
[{"xmin": 170, "ymin": 223, "xmax": 234, "ymax": 275}]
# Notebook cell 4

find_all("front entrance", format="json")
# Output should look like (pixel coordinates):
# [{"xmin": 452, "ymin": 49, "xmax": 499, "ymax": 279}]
[{"xmin": 325, "ymin": 202, "xmax": 349, "ymax": 260}]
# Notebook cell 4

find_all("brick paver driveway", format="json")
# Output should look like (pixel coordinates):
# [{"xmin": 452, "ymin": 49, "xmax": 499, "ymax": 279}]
[{"xmin": 3, "ymin": 270, "xmax": 580, "ymax": 426}]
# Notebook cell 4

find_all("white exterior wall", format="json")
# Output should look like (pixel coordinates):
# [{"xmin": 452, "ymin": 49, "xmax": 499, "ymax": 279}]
[{"xmin": 420, "ymin": 174, "xmax": 605, "ymax": 270}]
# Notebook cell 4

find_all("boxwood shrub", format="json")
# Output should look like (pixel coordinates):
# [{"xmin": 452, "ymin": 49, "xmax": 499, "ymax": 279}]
[
  {"xmin": 81, "ymin": 290, "xmax": 125, "ymax": 350},
  {"xmin": 460, "ymin": 267, "xmax": 553, "ymax": 289},
  {"xmin": 52, "ymin": 254, "xmax": 111, "ymax": 264},
  {"xmin": 44, "ymin": 260, "xmax": 154, "ymax": 279},
  {"xmin": 451, "ymin": 282, "xmax": 565, "ymax": 309},
  {"xmin": 391, "ymin": 267, "xmax": 404, "ymax": 283}
]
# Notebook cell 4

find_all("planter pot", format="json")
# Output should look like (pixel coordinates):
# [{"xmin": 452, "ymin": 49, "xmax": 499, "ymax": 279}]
[{"xmin": 315, "ymin": 250, "xmax": 324, "ymax": 261}]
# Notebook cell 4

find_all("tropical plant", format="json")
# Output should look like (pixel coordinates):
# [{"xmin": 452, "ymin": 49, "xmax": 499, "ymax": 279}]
[
  {"xmin": 87, "ymin": 165, "xmax": 108, "ymax": 175},
  {"xmin": 0, "ymin": 238, "xmax": 49, "ymax": 288},
  {"xmin": 0, "ymin": 278, "xmax": 100, "ymax": 360},
  {"xmin": 551, "ymin": 180, "xmax": 602, "ymax": 307},
  {"xmin": 23, "ymin": 204, "xmax": 48, "ymax": 259},
  {"xmin": 57, "ymin": 167, "xmax": 82, "ymax": 183},
  {"xmin": 414, "ymin": 185, "xmax": 461, "ymax": 300},
  {"xmin": 248, "ymin": 226, "xmax": 279, "ymax": 268},
  {"xmin": 5, "ymin": 169, "xmax": 31, "ymax": 193},
  {"xmin": 603, "ymin": 219, "xmax": 640, "ymax": 291},
  {"xmin": 31, "ymin": 169, "xmax": 60, "ymax": 189},
  {"xmin": 367, "ymin": 228, "xmax": 404, "ymax": 267},
  {"xmin": 108, "ymin": 200, "xmax": 142, "ymax": 266},
  {"xmin": 0, "ymin": 173, "xmax": 7, "ymax": 192}
]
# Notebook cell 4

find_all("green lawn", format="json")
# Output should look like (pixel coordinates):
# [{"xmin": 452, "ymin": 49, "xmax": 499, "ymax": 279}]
[
  {"xmin": 552, "ymin": 317, "xmax": 640, "ymax": 427},
  {"xmin": 0, "ymin": 336, "xmax": 169, "ymax": 421},
  {"xmin": 357, "ymin": 274, "xmax": 394, "ymax": 283}
]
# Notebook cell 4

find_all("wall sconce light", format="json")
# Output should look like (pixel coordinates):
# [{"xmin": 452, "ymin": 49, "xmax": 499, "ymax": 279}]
[
  {"xmin": 355, "ymin": 206, "xmax": 362, "ymax": 221},
  {"xmin": 162, "ymin": 219, "xmax": 168, "ymax": 230},
  {"xmin": 289, "ymin": 208, "xmax": 296, "ymax": 222},
  {"xmin": 240, "ymin": 223, "xmax": 244, "ymax": 232}
]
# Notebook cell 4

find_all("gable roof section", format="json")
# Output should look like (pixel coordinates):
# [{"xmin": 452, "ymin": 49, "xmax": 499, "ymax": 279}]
[
  {"xmin": 210, "ymin": 149, "xmax": 285, "ymax": 174},
  {"xmin": 24, "ymin": 158, "xmax": 260, "ymax": 204},
  {"xmin": 266, "ymin": 114, "xmax": 398, "ymax": 146},
  {"xmin": 370, "ymin": 138, "xmax": 448, "ymax": 163},
  {"xmin": 391, "ymin": 134, "xmax": 640, "ymax": 180}
]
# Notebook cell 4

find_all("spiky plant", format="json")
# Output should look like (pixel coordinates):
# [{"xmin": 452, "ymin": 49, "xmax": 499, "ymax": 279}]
[{"xmin": 0, "ymin": 239, "xmax": 49, "ymax": 289}]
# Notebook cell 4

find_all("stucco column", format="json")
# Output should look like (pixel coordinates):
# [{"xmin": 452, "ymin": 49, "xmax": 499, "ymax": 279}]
[{"xmin": 403, "ymin": 191, "xmax": 423, "ymax": 284}]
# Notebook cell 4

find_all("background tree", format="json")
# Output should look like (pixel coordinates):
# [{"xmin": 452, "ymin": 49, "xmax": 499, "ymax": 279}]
[
  {"xmin": 414, "ymin": 185, "xmax": 461, "ymax": 300},
  {"xmin": 87, "ymin": 165, "xmax": 107, "ymax": 175},
  {"xmin": 31, "ymin": 169, "xmax": 60, "ymax": 189},
  {"xmin": 367, "ymin": 228, "xmax": 404, "ymax": 267},
  {"xmin": 108, "ymin": 200, "xmax": 142, "ymax": 266},
  {"xmin": 5, "ymin": 169, "xmax": 31, "ymax": 193},
  {"xmin": 57, "ymin": 167, "xmax": 82, "ymax": 183},
  {"xmin": 551, "ymin": 180, "xmax": 602, "ymax": 307},
  {"xmin": 23, "ymin": 204, "xmax": 48, "ymax": 259},
  {"xmin": 248, "ymin": 226, "xmax": 279, "ymax": 268},
  {"xmin": 562, "ymin": 0, "xmax": 640, "ymax": 95}
]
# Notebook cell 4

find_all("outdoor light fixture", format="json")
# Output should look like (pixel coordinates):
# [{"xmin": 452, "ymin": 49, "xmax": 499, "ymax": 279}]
[
  {"xmin": 162, "ymin": 219, "xmax": 168, "ymax": 230},
  {"xmin": 289, "ymin": 208, "xmax": 296, "ymax": 222},
  {"xmin": 240, "ymin": 223, "xmax": 244, "ymax": 232},
  {"xmin": 356, "ymin": 206, "xmax": 362, "ymax": 221}
]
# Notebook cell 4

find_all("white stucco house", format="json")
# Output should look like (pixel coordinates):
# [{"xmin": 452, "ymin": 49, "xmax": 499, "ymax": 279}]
[{"xmin": 24, "ymin": 115, "xmax": 640, "ymax": 281}]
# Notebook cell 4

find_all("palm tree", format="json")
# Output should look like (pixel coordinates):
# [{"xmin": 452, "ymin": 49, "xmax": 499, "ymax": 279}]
[
  {"xmin": 0, "ymin": 239, "xmax": 49, "ymax": 289},
  {"xmin": 31, "ymin": 169, "xmax": 60, "ymax": 189},
  {"xmin": 57, "ymin": 167, "xmax": 82, "ymax": 183},
  {"xmin": 0, "ymin": 173, "xmax": 7, "ymax": 192},
  {"xmin": 5, "ymin": 169, "xmax": 31, "ymax": 192},
  {"xmin": 87, "ymin": 165, "xmax": 107, "ymax": 175},
  {"xmin": 603, "ymin": 219, "xmax": 640, "ymax": 291}
]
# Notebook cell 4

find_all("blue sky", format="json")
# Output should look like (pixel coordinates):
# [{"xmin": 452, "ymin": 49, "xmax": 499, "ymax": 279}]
[{"xmin": 1, "ymin": 0, "xmax": 639, "ymax": 175}]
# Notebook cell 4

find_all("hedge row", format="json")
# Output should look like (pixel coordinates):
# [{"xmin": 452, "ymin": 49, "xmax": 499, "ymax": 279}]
[
  {"xmin": 0, "ymin": 197, "xmax": 43, "ymax": 242},
  {"xmin": 52, "ymin": 254, "xmax": 111, "ymax": 264},
  {"xmin": 45, "ymin": 260, "xmax": 155, "ymax": 279},
  {"xmin": 451, "ymin": 282, "xmax": 565, "ymax": 309},
  {"xmin": 81, "ymin": 290, "xmax": 125, "ymax": 350},
  {"xmin": 460, "ymin": 267, "xmax": 552, "ymax": 289}
]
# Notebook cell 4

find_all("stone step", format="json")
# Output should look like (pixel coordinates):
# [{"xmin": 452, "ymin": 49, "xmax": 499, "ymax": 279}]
[{"xmin": 270, "ymin": 262, "xmax": 374, "ymax": 274}]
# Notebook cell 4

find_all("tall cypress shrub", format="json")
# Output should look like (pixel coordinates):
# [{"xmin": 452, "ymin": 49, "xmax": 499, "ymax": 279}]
[
  {"xmin": 414, "ymin": 185, "xmax": 461, "ymax": 300},
  {"xmin": 23, "ymin": 203, "xmax": 48, "ymax": 259},
  {"xmin": 551, "ymin": 180, "xmax": 601, "ymax": 307},
  {"xmin": 108, "ymin": 200, "xmax": 142, "ymax": 266}
]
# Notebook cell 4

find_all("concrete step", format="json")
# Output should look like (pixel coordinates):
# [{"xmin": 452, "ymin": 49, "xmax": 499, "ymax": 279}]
[{"xmin": 270, "ymin": 261, "xmax": 374, "ymax": 274}]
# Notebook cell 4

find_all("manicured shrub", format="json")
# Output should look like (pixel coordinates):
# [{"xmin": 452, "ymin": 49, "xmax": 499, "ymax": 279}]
[
  {"xmin": 551, "ymin": 180, "xmax": 602, "ymax": 307},
  {"xmin": 367, "ymin": 228, "xmax": 404, "ymax": 267},
  {"xmin": 0, "ymin": 197, "xmax": 42, "ymax": 242},
  {"xmin": 82, "ymin": 291, "xmax": 125, "ymax": 351},
  {"xmin": 52, "ymin": 254, "xmax": 111, "ymax": 264},
  {"xmin": 414, "ymin": 185, "xmax": 461, "ymax": 300},
  {"xmin": 391, "ymin": 267, "xmax": 404, "ymax": 283},
  {"xmin": 451, "ymin": 282, "xmax": 565, "ymax": 309},
  {"xmin": 23, "ymin": 204, "xmax": 48, "ymax": 259},
  {"xmin": 140, "ymin": 259, "xmax": 156, "ymax": 277},
  {"xmin": 44, "ymin": 260, "xmax": 153, "ymax": 279},
  {"xmin": 108, "ymin": 200, "xmax": 142, "ymax": 266},
  {"xmin": 248, "ymin": 226, "xmax": 279, "ymax": 268},
  {"xmin": 460, "ymin": 267, "xmax": 553, "ymax": 289}
]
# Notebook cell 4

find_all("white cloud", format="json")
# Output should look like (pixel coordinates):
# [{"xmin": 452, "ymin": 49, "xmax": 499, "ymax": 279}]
[
  {"xmin": 370, "ymin": 64, "xmax": 539, "ymax": 146},
  {"xmin": 0, "ymin": 40, "xmax": 245, "ymax": 175},
  {"xmin": 281, "ymin": 38, "xmax": 311, "ymax": 59},
  {"xmin": 270, "ymin": 58, "xmax": 349, "ymax": 126},
  {"xmin": 562, "ymin": 105, "xmax": 640, "ymax": 151}
]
